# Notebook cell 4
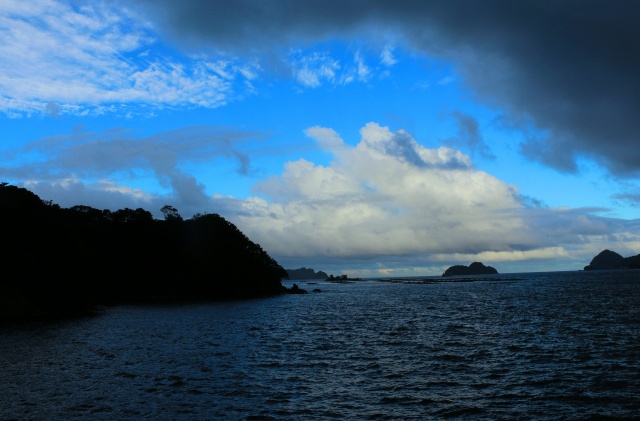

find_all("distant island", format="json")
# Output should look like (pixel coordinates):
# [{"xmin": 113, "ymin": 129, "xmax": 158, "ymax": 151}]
[
  {"xmin": 442, "ymin": 262, "xmax": 498, "ymax": 277},
  {"xmin": 286, "ymin": 267, "xmax": 329, "ymax": 280},
  {"xmin": 0, "ymin": 183, "xmax": 297, "ymax": 324},
  {"xmin": 286, "ymin": 268, "xmax": 361, "ymax": 283},
  {"xmin": 584, "ymin": 249, "xmax": 640, "ymax": 270},
  {"xmin": 326, "ymin": 274, "xmax": 361, "ymax": 282}
]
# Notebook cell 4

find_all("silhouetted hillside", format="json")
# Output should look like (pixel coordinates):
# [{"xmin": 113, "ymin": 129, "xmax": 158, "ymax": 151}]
[
  {"xmin": 584, "ymin": 249, "xmax": 640, "ymax": 270},
  {"xmin": 620, "ymin": 254, "xmax": 640, "ymax": 269},
  {"xmin": 0, "ymin": 183, "xmax": 289, "ymax": 323},
  {"xmin": 583, "ymin": 249, "xmax": 624, "ymax": 270}
]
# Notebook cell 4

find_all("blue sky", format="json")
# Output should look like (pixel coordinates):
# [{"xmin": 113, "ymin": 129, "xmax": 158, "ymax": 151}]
[{"xmin": 2, "ymin": 0, "xmax": 640, "ymax": 277}]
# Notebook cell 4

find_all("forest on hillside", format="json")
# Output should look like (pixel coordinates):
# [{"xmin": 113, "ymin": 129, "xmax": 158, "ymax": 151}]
[{"xmin": 0, "ymin": 183, "xmax": 288, "ymax": 322}]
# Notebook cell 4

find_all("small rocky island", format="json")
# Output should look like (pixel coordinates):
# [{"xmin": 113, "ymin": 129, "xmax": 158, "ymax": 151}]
[{"xmin": 442, "ymin": 262, "xmax": 498, "ymax": 277}]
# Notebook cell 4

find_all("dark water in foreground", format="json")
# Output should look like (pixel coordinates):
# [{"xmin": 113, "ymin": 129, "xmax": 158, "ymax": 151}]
[{"xmin": 1, "ymin": 271, "xmax": 639, "ymax": 420}]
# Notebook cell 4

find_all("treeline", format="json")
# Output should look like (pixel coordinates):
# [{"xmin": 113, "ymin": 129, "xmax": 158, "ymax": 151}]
[{"xmin": 0, "ymin": 183, "xmax": 288, "ymax": 322}]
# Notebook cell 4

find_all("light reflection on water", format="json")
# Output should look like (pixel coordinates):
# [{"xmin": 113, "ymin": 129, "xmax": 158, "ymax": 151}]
[{"xmin": 1, "ymin": 271, "xmax": 640, "ymax": 419}]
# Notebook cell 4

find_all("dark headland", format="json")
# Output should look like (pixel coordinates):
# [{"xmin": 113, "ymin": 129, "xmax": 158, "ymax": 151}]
[
  {"xmin": 0, "ymin": 183, "xmax": 301, "ymax": 324},
  {"xmin": 583, "ymin": 249, "xmax": 640, "ymax": 270}
]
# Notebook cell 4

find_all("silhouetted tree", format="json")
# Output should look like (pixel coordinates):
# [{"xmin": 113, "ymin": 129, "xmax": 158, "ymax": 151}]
[{"xmin": 161, "ymin": 205, "xmax": 182, "ymax": 222}]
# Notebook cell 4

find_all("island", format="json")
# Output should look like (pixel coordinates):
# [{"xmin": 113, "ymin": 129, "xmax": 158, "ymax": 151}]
[{"xmin": 442, "ymin": 262, "xmax": 498, "ymax": 277}]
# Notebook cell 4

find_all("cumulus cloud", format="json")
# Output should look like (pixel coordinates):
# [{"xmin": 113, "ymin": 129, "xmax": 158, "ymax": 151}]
[
  {"xmin": 218, "ymin": 122, "xmax": 640, "ymax": 274},
  {"xmin": 126, "ymin": 0, "xmax": 640, "ymax": 177}
]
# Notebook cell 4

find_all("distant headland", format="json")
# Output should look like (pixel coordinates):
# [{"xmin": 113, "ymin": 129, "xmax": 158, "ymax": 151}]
[
  {"xmin": 286, "ymin": 267, "xmax": 329, "ymax": 280},
  {"xmin": 287, "ymin": 267, "xmax": 360, "ymax": 283},
  {"xmin": 583, "ymin": 249, "xmax": 640, "ymax": 270}
]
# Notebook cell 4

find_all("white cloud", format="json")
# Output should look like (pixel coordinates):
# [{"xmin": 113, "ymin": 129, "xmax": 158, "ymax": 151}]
[
  {"xmin": 433, "ymin": 247, "xmax": 570, "ymax": 263},
  {"xmin": 0, "ymin": 1, "xmax": 422, "ymax": 115},
  {"xmin": 0, "ymin": 0, "xmax": 257, "ymax": 116},
  {"xmin": 215, "ymin": 122, "xmax": 640, "ymax": 275},
  {"xmin": 290, "ymin": 51, "xmax": 340, "ymax": 88},
  {"xmin": 290, "ymin": 48, "xmax": 380, "ymax": 89},
  {"xmin": 234, "ymin": 122, "xmax": 530, "ymax": 258},
  {"xmin": 380, "ymin": 46, "xmax": 398, "ymax": 66},
  {"xmin": 353, "ymin": 51, "xmax": 371, "ymax": 81},
  {"xmin": 23, "ymin": 177, "xmax": 156, "ymax": 212}
]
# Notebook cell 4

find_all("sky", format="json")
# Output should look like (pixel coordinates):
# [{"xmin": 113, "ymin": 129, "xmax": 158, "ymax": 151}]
[{"xmin": 2, "ymin": 0, "xmax": 640, "ymax": 277}]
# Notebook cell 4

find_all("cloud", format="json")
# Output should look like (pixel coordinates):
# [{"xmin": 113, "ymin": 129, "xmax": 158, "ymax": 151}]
[
  {"xmin": 380, "ymin": 46, "xmax": 398, "ymax": 66},
  {"xmin": 23, "ymin": 177, "xmax": 156, "ymax": 212},
  {"xmin": 126, "ymin": 0, "xmax": 640, "ymax": 178},
  {"xmin": 225, "ymin": 123, "xmax": 640, "ymax": 272},
  {"xmin": 446, "ymin": 110, "xmax": 495, "ymax": 160},
  {"xmin": 1, "ymin": 125, "xmax": 265, "ymax": 216},
  {"xmin": 290, "ymin": 51, "xmax": 339, "ymax": 88},
  {"xmin": 6, "ymin": 121, "xmax": 640, "ymax": 275},
  {"xmin": 288, "ymin": 49, "xmax": 373, "ymax": 88},
  {"xmin": 614, "ymin": 191, "xmax": 640, "ymax": 208},
  {"xmin": 1, "ymin": 0, "xmax": 390, "ymax": 115},
  {"xmin": 0, "ymin": 0, "xmax": 258, "ymax": 116}
]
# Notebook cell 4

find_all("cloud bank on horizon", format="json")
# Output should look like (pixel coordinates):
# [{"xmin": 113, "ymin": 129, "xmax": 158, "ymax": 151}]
[{"xmin": 2, "ymin": 0, "xmax": 640, "ymax": 276}]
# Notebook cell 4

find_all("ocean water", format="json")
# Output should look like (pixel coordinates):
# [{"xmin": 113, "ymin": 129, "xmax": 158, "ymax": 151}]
[{"xmin": 1, "ymin": 270, "xmax": 639, "ymax": 420}]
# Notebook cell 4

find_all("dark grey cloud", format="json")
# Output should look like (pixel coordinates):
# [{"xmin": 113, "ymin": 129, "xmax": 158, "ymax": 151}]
[
  {"xmin": 447, "ymin": 110, "xmax": 495, "ymax": 160},
  {"xmin": 386, "ymin": 131, "xmax": 426, "ymax": 167},
  {"xmin": 613, "ymin": 191, "xmax": 640, "ymax": 208},
  {"xmin": 0, "ymin": 125, "xmax": 267, "ymax": 217},
  {"xmin": 45, "ymin": 102, "xmax": 61, "ymax": 118},
  {"xmin": 13, "ymin": 125, "xmax": 262, "ymax": 178},
  {"xmin": 128, "ymin": 0, "xmax": 640, "ymax": 177}
]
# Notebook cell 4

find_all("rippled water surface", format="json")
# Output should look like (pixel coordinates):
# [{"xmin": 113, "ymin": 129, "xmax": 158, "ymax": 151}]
[{"xmin": 2, "ymin": 271, "xmax": 640, "ymax": 420}]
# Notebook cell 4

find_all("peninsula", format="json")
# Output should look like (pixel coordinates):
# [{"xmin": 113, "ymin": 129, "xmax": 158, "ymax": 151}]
[
  {"xmin": 0, "ymin": 183, "xmax": 291, "ymax": 323},
  {"xmin": 584, "ymin": 249, "xmax": 640, "ymax": 270}
]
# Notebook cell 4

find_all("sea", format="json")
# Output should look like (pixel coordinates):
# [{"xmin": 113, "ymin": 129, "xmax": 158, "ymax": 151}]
[{"xmin": 1, "ymin": 270, "xmax": 639, "ymax": 420}]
